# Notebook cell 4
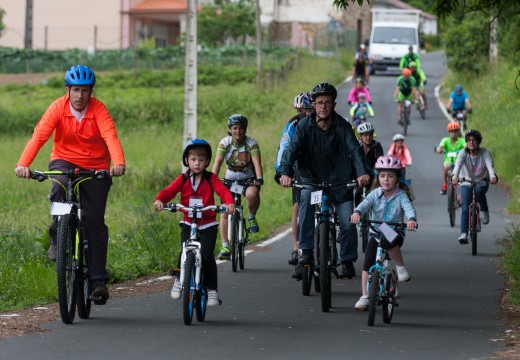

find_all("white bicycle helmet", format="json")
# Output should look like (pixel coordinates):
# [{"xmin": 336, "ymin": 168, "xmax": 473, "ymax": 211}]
[
  {"xmin": 357, "ymin": 122, "xmax": 374, "ymax": 134},
  {"xmin": 293, "ymin": 93, "xmax": 306, "ymax": 109},
  {"xmin": 392, "ymin": 134, "xmax": 405, "ymax": 142}
]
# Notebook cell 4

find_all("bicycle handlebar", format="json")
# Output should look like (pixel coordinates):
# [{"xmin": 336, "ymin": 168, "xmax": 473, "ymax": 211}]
[
  {"xmin": 292, "ymin": 180, "xmax": 358, "ymax": 190},
  {"xmin": 162, "ymin": 203, "xmax": 226, "ymax": 213},
  {"xmin": 30, "ymin": 169, "xmax": 109, "ymax": 182},
  {"xmin": 458, "ymin": 177, "xmax": 492, "ymax": 185}
]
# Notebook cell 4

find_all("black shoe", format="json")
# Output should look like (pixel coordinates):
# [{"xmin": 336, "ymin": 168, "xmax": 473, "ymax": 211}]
[
  {"xmin": 288, "ymin": 250, "xmax": 298, "ymax": 266},
  {"xmin": 293, "ymin": 264, "xmax": 303, "ymax": 281},
  {"xmin": 297, "ymin": 249, "xmax": 313, "ymax": 266},
  {"xmin": 92, "ymin": 283, "xmax": 109, "ymax": 305},
  {"xmin": 340, "ymin": 262, "xmax": 356, "ymax": 279}
]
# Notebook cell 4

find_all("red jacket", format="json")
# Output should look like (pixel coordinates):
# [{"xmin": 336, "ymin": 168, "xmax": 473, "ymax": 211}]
[
  {"xmin": 155, "ymin": 171, "xmax": 234, "ymax": 226},
  {"xmin": 17, "ymin": 95, "xmax": 125, "ymax": 170}
]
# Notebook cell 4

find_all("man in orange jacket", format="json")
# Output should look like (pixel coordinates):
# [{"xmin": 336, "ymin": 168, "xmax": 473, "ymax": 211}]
[{"xmin": 15, "ymin": 65, "xmax": 126, "ymax": 305}]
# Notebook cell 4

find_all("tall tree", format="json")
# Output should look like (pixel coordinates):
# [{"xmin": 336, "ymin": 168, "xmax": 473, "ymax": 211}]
[{"xmin": 0, "ymin": 7, "xmax": 5, "ymax": 38}]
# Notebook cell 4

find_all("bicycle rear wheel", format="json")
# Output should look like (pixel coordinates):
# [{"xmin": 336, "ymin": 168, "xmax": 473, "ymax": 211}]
[
  {"xmin": 230, "ymin": 214, "xmax": 239, "ymax": 272},
  {"xmin": 447, "ymin": 182, "xmax": 456, "ymax": 227},
  {"xmin": 301, "ymin": 264, "xmax": 313, "ymax": 296},
  {"xmin": 382, "ymin": 273, "xmax": 396, "ymax": 323},
  {"xmin": 368, "ymin": 269, "xmax": 380, "ymax": 326},
  {"xmin": 239, "ymin": 218, "xmax": 247, "ymax": 270},
  {"xmin": 195, "ymin": 288, "xmax": 207, "ymax": 322},
  {"xmin": 56, "ymin": 214, "xmax": 77, "ymax": 324},
  {"xmin": 419, "ymin": 97, "xmax": 426, "ymax": 119},
  {"xmin": 183, "ymin": 252, "xmax": 196, "ymax": 325},
  {"xmin": 76, "ymin": 233, "xmax": 91, "ymax": 319},
  {"xmin": 402, "ymin": 110, "xmax": 409, "ymax": 136},
  {"xmin": 319, "ymin": 221, "xmax": 331, "ymax": 313},
  {"xmin": 471, "ymin": 205, "xmax": 478, "ymax": 256}
]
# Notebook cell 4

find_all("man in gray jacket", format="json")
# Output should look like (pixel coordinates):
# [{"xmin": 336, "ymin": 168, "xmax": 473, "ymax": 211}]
[{"xmin": 276, "ymin": 82, "xmax": 370, "ymax": 279}]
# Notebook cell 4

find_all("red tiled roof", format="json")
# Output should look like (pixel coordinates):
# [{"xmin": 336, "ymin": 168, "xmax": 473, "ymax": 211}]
[{"xmin": 131, "ymin": 0, "xmax": 187, "ymax": 12}]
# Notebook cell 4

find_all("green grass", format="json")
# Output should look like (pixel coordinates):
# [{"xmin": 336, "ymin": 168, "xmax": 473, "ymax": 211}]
[{"xmin": 0, "ymin": 52, "xmax": 345, "ymax": 312}]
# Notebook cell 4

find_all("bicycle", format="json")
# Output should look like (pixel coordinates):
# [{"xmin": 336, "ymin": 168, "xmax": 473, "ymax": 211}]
[
  {"xmin": 459, "ymin": 178, "xmax": 488, "ymax": 256},
  {"xmin": 221, "ymin": 178, "xmax": 254, "ymax": 272},
  {"xmin": 437, "ymin": 149, "xmax": 460, "ymax": 227},
  {"xmin": 361, "ymin": 220, "xmax": 409, "ymax": 326},
  {"xmin": 162, "ymin": 203, "xmax": 224, "ymax": 325},
  {"xmin": 30, "ymin": 168, "xmax": 109, "ymax": 324},
  {"xmin": 451, "ymin": 110, "xmax": 468, "ymax": 136},
  {"xmin": 359, "ymin": 186, "xmax": 370, "ymax": 253},
  {"xmin": 400, "ymin": 99, "xmax": 412, "ymax": 136},
  {"xmin": 416, "ymin": 93, "xmax": 426, "ymax": 120},
  {"xmin": 293, "ymin": 180, "xmax": 357, "ymax": 312}
]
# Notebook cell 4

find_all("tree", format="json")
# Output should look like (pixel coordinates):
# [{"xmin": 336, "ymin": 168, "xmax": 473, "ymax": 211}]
[
  {"xmin": 0, "ymin": 7, "xmax": 5, "ymax": 38},
  {"xmin": 198, "ymin": 0, "xmax": 255, "ymax": 47}
]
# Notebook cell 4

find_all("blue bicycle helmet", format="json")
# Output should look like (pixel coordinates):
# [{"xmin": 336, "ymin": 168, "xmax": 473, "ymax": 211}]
[
  {"xmin": 64, "ymin": 65, "xmax": 96, "ymax": 86},
  {"xmin": 182, "ymin": 138, "xmax": 212, "ymax": 166},
  {"xmin": 301, "ymin": 94, "xmax": 313, "ymax": 109},
  {"xmin": 227, "ymin": 114, "xmax": 248, "ymax": 129},
  {"xmin": 455, "ymin": 84, "xmax": 463, "ymax": 92}
]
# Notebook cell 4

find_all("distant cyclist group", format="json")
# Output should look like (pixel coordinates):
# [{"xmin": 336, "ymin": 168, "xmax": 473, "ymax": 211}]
[{"xmin": 14, "ymin": 52, "xmax": 496, "ymax": 323}]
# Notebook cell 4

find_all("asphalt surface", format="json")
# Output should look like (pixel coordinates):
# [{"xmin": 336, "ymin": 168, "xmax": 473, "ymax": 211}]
[{"xmin": 0, "ymin": 51, "xmax": 512, "ymax": 360}]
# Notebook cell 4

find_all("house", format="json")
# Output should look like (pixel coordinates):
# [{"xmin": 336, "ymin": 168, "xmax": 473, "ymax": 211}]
[
  {"xmin": 372, "ymin": 0, "xmax": 438, "ymax": 35},
  {"xmin": 0, "ymin": 0, "xmax": 188, "ymax": 50}
]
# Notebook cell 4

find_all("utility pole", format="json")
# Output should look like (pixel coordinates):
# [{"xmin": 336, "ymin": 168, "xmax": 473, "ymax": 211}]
[
  {"xmin": 183, "ymin": 0, "xmax": 198, "ymax": 148},
  {"xmin": 24, "ymin": 0, "xmax": 33, "ymax": 49}
]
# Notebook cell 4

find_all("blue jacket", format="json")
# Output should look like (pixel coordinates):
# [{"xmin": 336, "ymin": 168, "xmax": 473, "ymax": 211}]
[{"xmin": 354, "ymin": 187, "xmax": 417, "ymax": 225}]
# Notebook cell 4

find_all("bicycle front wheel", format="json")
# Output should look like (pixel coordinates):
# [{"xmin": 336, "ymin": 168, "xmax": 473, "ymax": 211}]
[
  {"xmin": 471, "ymin": 205, "xmax": 478, "ymax": 256},
  {"xmin": 382, "ymin": 273, "xmax": 396, "ymax": 323},
  {"xmin": 402, "ymin": 110, "xmax": 409, "ymax": 136},
  {"xmin": 56, "ymin": 214, "xmax": 77, "ymax": 324},
  {"xmin": 76, "ymin": 232, "xmax": 91, "ymax": 319},
  {"xmin": 195, "ymin": 288, "xmax": 207, "ymax": 322},
  {"xmin": 239, "ymin": 218, "xmax": 247, "ymax": 270},
  {"xmin": 368, "ymin": 269, "xmax": 380, "ymax": 326},
  {"xmin": 319, "ymin": 221, "xmax": 331, "ymax": 313},
  {"xmin": 183, "ymin": 252, "xmax": 196, "ymax": 325},
  {"xmin": 361, "ymin": 214, "xmax": 369, "ymax": 253},
  {"xmin": 447, "ymin": 182, "xmax": 456, "ymax": 227},
  {"xmin": 230, "ymin": 214, "xmax": 239, "ymax": 272}
]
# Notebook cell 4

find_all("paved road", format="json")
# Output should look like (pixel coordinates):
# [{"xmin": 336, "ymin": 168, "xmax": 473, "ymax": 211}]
[{"xmin": 0, "ymin": 52, "xmax": 512, "ymax": 360}]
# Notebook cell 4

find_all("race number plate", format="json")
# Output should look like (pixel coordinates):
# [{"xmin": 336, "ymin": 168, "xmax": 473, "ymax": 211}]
[
  {"xmin": 310, "ymin": 190, "xmax": 323, "ymax": 205},
  {"xmin": 447, "ymin": 152, "xmax": 458, "ymax": 158},
  {"xmin": 50, "ymin": 202, "xmax": 72, "ymax": 215},
  {"xmin": 230, "ymin": 182, "xmax": 244, "ymax": 195}
]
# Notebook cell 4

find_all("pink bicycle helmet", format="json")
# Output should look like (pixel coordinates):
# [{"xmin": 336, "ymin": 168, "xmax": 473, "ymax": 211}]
[{"xmin": 375, "ymin": 155, "xmax": 402, "ymax": 171}]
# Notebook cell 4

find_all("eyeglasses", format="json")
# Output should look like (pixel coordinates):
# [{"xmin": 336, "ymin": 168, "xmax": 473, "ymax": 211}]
[{"xmin": 314, "ymin": 101, "xmax": 334, "ymax": 108}]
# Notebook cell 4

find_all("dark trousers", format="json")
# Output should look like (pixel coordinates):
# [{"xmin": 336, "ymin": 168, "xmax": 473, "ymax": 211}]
[
  {"xmin": 179, "ymin": 224, "xmax": 219, "ymax": 290},
  {"xmin": 48, "ymin": 159, "xmax": 112, "ymax": 284}
]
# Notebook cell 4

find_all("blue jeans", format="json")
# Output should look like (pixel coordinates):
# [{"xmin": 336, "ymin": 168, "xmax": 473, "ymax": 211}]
[
  {"xmin": 298, "ymin": 188, "xmax": 358, "ymax": 264},
  {"xmin": 460, "ymin": 184, "xmax": 489, "ymax": 234}
]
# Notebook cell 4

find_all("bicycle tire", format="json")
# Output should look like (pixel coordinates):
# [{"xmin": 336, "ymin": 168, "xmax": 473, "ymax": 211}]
[
  {"xmin": 239, "ymin": 218, "xmax": 247, "ymax": 270},
  {"xmin": 56, "ymin": 214, "xmax": 77, "ymax": 324},
  {"xmin": 361, "ymin": 214, "xmax": 369, "ymax": 253},
  {"xmin": 302, "ymin": 264, "xmax": 312, "ymax": 296},
  {"xmin": 183, "ymin": 252, "xmax": 196, "ymax": 325},
  {"xmin": 195, "ymin": 288, "xmax": 207, "ymax": 322},
  {"xmin": 448, "ymin": 182, "xmax": 456, "ymax": 227},
  {"xmin": 76, "ymin": 232, "xmax": 91, "ymax": 319},
  {"xmin": 402, "ymin": 109, "xmax": 409, "ymax": 136},
  {"xmin": 382, "ymin": 273, "xmax": 396, "ymax": 323},
  {"xmin": 230, "ymin": 213, "xmax": 239, "ymax": 272},
  {"xmin": 471, "ymin": 205, "xmax": 478, "ymax": 256},
  {"xmin": 319, "ymin": 221, "xmax": 331, "ymax": 313},
  {"xmin": 368, "ymin": 269, "xmax": 380, "ymax": 326}
]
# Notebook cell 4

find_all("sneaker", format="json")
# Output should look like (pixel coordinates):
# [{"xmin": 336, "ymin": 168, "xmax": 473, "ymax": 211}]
[
  {"xmin": 208, "ymin": 290, "xmax": 220, "ymax": 306},
  {"xmin": 47, "ymin": 244, "xmax": 56, "ymax": 262},
  {"xmin": 249, "ymin": 217, "xmax": 259, "ymax": 233},
  {"xmin": 355, "ymin": 295, "xmax": 370, "ymax": 311},
  {"xmin": 396, "ymin": 266, "xmax": 410, "ymax": 282},
  {"xmin": 170, "ymin": 277, "xmax": 182, "ymax": 300},
  {"xmin": 218, "ymin": 246, "xmax": 230, "ymax": 260},
  {"xmin": 440, "ymin": 183, "xmax": 447, "ymax": 195},
  {"xmin": 458, "ymin": 233, "xmax": 468, "ymax": 244},
  {"xmin": 340, "ymin": 261, "xmax": 356, "ymax": 279},
  {"xmin": 481, "ymin": 211, "xmax": 490, "ymax": 225},
  {"xmin": 293, "ymin": 264, "xmax": 303, "ymax": 280},
  {"xmin": 92, "ymin": 282, "xmax": 109, "ymax": 305},
  {"xmin": 288, "ymin": 250, "xmax": 298, "ymax": 266}
]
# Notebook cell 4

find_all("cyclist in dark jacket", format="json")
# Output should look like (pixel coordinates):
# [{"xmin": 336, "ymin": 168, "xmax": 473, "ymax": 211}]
[{"xmin": 276, "ymin": 82, "xmax": 370, "ymax": 280}]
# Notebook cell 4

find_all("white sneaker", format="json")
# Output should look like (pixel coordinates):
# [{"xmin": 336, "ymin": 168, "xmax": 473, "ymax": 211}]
[
  {"xmin": 481, "ymin": 211, "xmax": 489, "ymax": 224},
  {"xmin": 396, "ymin": 266, "xmax": 410, "ymax": 282},
  {"xmin": 355, "ymin": 295, "xmax": 369, "ymax": 311},
  {"xmin": 458, "ymin": 233, "xmax": 468, "ymax": 244},
  {"xmin": 170, "ymin": 278, "xmax": 182, "ymax": 300},
  {"xmin": 208, "ymin": 290, "xmax": 220, "ymax": 307}
]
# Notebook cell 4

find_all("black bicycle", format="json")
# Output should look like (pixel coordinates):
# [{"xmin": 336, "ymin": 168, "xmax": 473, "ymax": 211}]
[
  {"xmin": 293, "ymin": 180, "xmax": 357, "ymax": 312},
  {"xmin": 31, "ymin": 169, "xmax": 108, "ymax": 324}
]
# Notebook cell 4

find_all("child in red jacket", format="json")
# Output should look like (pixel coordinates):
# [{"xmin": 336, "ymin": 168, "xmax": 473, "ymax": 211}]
[{"xmin": 154, "ymin": 139, "xmax": 235, "ymax": 306}]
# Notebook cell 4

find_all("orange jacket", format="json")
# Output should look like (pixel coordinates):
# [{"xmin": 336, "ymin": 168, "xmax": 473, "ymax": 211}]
[{"xmin": 17, "ymin": 95, "xmax": 125, "ymax": 170}]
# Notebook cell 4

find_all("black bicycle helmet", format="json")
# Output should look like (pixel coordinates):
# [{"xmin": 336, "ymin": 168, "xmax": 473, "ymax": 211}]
[
  {"xmin": 227, "ymin": 114, "xmax": 248, "ymax": 128},
  {"xmin": 465, "ymin": 129, "xmax": 482, "ymax": 144},
  {"xmin": 64, "ymin": 65, "xmax": 96, "ymax": 86},
  {"xmin": 182, "ymin": 138, "xmax": 212, "ymax": 166},
  {"xmin": 309, "ymin": 82, "xmax": 337, "ymax": 101}
]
